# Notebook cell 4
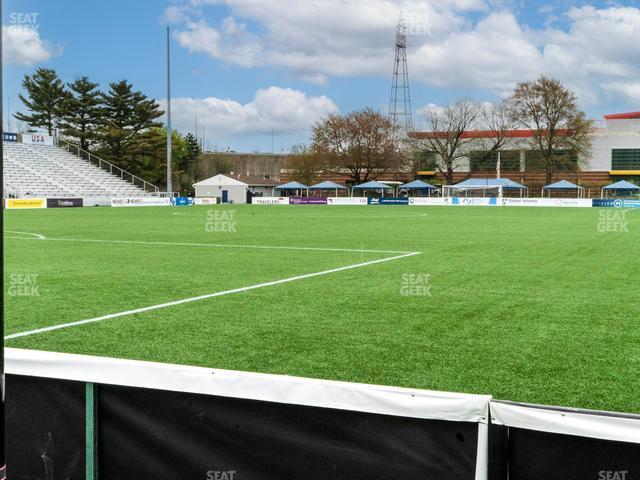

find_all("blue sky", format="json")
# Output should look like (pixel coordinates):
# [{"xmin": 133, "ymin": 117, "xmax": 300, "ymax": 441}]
[{"xmin": 4, "ymin": 0, "xmax": 640, "ymax": 152}]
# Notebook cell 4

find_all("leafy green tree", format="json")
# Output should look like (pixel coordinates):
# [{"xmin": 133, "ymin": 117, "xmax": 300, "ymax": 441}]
[
  {"xmin": 178, "ymin": 132, "xmax": 201, "ymax": 190},
  {"xmin": 59, "ymin": 76, "xmax": 103, "ymax": 150},
  {"xmin": 97, "ymin": 80, "xmax": 164, "ymax": 171},
  {"xmin": 14, "ymin": 68, "xmax": 68, "ymax": 136}
]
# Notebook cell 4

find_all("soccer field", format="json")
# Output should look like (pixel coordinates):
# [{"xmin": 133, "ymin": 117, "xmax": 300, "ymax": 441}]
[{"xmin": 4, "ymin": 205, "xmax": 640, "ymax": 413}]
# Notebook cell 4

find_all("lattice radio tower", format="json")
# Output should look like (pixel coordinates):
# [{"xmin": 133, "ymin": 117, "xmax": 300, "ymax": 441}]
[{"xmin": 388, "ymin": 19, "xmax": 413, "ymax": 134}]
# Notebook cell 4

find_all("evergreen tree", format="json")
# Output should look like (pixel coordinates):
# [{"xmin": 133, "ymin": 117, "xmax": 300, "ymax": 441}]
[
  {"xmin": 97, "ymin": 80, "xmax": 164, "ymax": 171},
  {"xmin": 59, "ymin": 76, "xmax": 103, "ymax": 150},
  {"xmin": 181, "ymin": 132, "xmax": 202, "ymax": 184},
  {"xmin": 14, "ymin": 68, "xmax": 68, "ymax": 136}
]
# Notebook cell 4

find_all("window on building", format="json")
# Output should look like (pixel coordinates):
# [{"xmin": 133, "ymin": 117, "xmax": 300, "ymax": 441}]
[
  {"xmin": 612, "ymin": 149, "xmax": 640, "ymax": 170},
  {"xmin": 414, "ymin": 151, "xmax": 437, "ymax": 171},
  {"xmin": 470, "ymin": 151, "xmax": 520, "ymax": 172},
  {"xmin": 525, "ymin": 150, "xmax": 578, "ymax": 172}
]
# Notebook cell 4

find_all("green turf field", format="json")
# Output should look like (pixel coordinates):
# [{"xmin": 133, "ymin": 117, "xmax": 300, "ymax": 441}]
[{"xmin": 4, "ymin": 204, "xmax": 640, "ymax": 412}]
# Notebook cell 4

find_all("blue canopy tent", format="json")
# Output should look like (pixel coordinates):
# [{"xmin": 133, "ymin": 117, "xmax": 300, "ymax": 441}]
[
  {"xmin": 601, "ymin": 180, "xmax": 640, "ymax": 198},
  {"xmin": 274, "ymin": 181, "xmax": 309, "ymax": 197},
  {"xmin": 309, "ymin": 180, "xmax": 348, "ymax": 197},
  {"xmin": 444, "ymin": 178, "xmax": 528, "ymax": 197},
  {"xmin": 351, "ymin": 180, "xmax": 394, "ymax": 197},
  {"xmin": 542, "ymin": 180, "xmax": 585, "ymax": 198},
  {"xmin": 398, "ymin": 179, "xmax": 438, "ymax": 197}
]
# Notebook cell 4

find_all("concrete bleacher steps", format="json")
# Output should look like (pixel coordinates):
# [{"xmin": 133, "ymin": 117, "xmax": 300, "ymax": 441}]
[{"xmin": 3, "ymin": 142, "xmax": 152, "ymax": 198}]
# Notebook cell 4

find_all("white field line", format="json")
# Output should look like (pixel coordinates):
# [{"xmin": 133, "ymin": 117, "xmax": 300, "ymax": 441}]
[
  {"xmin": 5, "ymin": 235, "xmax": 415, "ymax": 255},
  {"xmin": 173, "ymin": 212, "xmax": 429, "ymax": 219},
  {"xmin": 5, "ymin": 230, "xmax": 47, "ymax": 239},
  {"xmin": 5, "ymin": 251, "xmax": 420, "ymax": 340}
]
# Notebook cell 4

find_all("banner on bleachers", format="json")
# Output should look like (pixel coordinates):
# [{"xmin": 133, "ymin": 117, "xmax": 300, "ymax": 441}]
[
  {"xmin": 22, "ymin": 133, "xmax": 54, "ymax": 146},
  {"xmin": 252, "ymin": 197, "xmax": 289, "ymax": 205},
  {"xmin": 111, "ymin": 197, "xmax": 171, "ymax": 207},
  {"xmin": 3, "ymin": 132, "xmax": 18, "ymax": 142},
  {"xmin": 5, "ymin": 198, "xmax": 46, "ymax": 209},
  {"xmin": 46, "ymin": 198, "xmax": 83, "ymax": 208},
  {"xmin": 327, "ymin": 197, "xmax": 368, "ymax": 205},
  {"xmin": 593, "ymin": 199, "xmax": 640, "ymax": 208}
]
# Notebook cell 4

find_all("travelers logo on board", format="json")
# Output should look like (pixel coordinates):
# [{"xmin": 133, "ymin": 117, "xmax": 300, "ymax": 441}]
[{"xmin": 206, "ymin": 210, "xmax": 237, "ymax": 233}]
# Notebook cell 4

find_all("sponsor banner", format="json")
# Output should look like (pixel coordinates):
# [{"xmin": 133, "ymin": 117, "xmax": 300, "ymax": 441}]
[
  {"xmin": 22, "ymin": 133, "xmax": 55, "ymax": 146},
  {"xmin": 170, "ymin": 197, "xmax": 194, "ymax": 207},
  {"xmin": 252, "ymin": 197, "xmax": 289, "ymax": 205},
  {"xmin": 368, "ymin": 197, "xmax": 409, "ymax": 205},
  {"xmin": 46, "ymin": 198, "xmax": 83, "ymax": 208},
  {"xmin": 111, "ymin": 197, "xmax": 171, "ymax": 208},
  {"xmin": 592, "ymin": 198, "xmax": 640, "ymax": 209},
  {"xmin": 289, "ymin": 197, "xmax": 328, "ymax": 205},
  {"xmin": 502, "ymin": 198, "xmax": 592, "ymax": 208},
  {"xmin": 193, "ymin": 197, "xmax": 218, "ymax": 205},
  {"xmin": 451, "ymin": 197, "xmax": 498, "ymax": 206},
  {"xmin": 3, "ymin": 132, "xmax": 18, "ymax": 142},
  {"xmin": 327, "ymin": 197, "xmax": 368, "ymax": 205},
  {"xmin": 5, "ymin": 198, "xmax": 46, "ymax": 209},
  {"xmin": 409, "ymin": 197, "xmax": 449, "ymax": 206}
]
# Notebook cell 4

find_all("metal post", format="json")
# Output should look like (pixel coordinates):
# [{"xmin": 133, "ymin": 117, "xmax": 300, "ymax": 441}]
[{"xmin": 166, "ymin": 26, "xmax": 173, "ymax": 196}]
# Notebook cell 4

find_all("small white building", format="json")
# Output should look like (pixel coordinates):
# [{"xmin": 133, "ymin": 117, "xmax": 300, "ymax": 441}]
[{"xmin": 193, "ymin": 174, "xmax": 248, "ymax": 204}]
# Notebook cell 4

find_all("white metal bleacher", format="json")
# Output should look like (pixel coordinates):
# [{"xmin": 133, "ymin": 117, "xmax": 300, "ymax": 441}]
[{"xmin": 3, "ymin": 141, "xmax": 157, "ymax": 198}]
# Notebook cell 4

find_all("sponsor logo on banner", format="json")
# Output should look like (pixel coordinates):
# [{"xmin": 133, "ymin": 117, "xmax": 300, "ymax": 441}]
[
  {"xmin": 5, "ymin": 198, "xmax": 46, "ymax": 209},
  {"xmin": 3, "ymin": 132, "xmax": 18, "ymax": 142},
  {"xmin": 111, "ymin": 197, "xmax": 171, "ymax": 207},
  {"xmin": 251, "ymin": 197, "xmax": 289, "ymax": 205},
  {"xmin": 327, "ymin": 197, "xmax": 368, "ymax": 205},
  {"xmin": 170, "ymin": 197, "xmax": 194, "ymax": 207},
  {"xmin": 194, "ymin": 197, "xmax": 218, "ymax": 205},
  {"xmin": 22, "ymin": 133, "xmax": 54, "ymax": 145},
  {"xmin": 593, "ymin": 199, "xmax": 640, "ymax": 209},
  {"xmin": 289, "ymin": 197, "xmax": 328, "ymax": 205},
  {"xmin": 409, "ymin": 197, "xmax": 449, "ymax": 206},
  {"xmin": 451, "ymin": 197, "xmax": 498, "ymax": 206},
  {"xmin": 502, "ymin": 198, "xmax": 592, "ymax": 208},
  {"xmin": 368, "ymin": 197, "xmax": 409, "ymax": 205},
  {"xmin": 46, "ymin": 198, "xmax": 83, "ymax": 208}
]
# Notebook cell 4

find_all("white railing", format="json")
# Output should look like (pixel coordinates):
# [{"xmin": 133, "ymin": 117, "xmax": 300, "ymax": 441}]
[{"xmin": 58, "ymin": 139, "xmax": 160, "ymax": 195}]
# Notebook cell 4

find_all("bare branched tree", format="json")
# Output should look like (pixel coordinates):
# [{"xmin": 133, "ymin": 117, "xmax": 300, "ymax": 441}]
[{"xmin": 509, "ymin": 76, "xmax": 593, "ymax": 184}]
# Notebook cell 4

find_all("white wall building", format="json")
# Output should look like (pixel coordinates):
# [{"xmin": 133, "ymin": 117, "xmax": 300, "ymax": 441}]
[{"xmin": 193, "ymin": 174, "xmax": 248, "ymax": 204}]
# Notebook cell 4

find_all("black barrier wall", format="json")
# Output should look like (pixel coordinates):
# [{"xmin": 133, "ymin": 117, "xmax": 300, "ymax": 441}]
[{"xmin": 46, "ymin": 198, "xmax": 84, "ymax": 208}]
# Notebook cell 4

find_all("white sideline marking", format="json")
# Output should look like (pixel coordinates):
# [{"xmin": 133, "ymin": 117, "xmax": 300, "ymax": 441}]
[
  {"xmin": 6, "ymin": 235, "xmax": 415, "ymax": 255},
  {"xmin": 173, "ymin": 212, "xmax": 429, "ymax": 219},
  {"xmin": 5, "ymin": 251, "xmax": 420, "ymax": 340},
  {"xmin": 5, "ymin": 230, "xmax": 47, "ymax": 240}
]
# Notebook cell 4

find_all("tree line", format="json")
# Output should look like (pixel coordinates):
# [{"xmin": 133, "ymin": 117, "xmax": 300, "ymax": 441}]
[
  {"xmin": 289, "ymin": 77, "xmax": 593, "ymax": 185},
  {"xmin": 14, "ymin": 68, "xmax": 201, "ymax": 192}
]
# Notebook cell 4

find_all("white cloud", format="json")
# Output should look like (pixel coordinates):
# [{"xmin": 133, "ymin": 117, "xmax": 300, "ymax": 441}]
[
  {"xmin": 161, "ymin": 86, "xmax": 338, "ymax": 137},
  {"xmin": 168, "ymin": 1, "xmax": 640, "ymax": 110},
  {"xmin": 2, "ymin": 25, "xmax": 59, "ymax": 66}
]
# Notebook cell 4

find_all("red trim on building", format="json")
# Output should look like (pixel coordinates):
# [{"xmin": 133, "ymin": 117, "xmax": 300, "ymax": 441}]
[{"xmin": 603, "ymin": 112, "xmax": 640, "ymax": 120}]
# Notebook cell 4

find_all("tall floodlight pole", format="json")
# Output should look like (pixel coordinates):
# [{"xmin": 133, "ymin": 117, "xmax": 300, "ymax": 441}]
[
  {"xmin": 389, "ymin": 19, "xmax": 413, "ymax": 135},
  {"xmin": 166, "ymin": 26, "xmax": 173, "ymax": 195}
]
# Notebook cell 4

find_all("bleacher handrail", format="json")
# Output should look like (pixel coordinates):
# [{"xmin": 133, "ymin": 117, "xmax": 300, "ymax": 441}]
[{"xmin": 58, "ymin": 139, "xmax": 160, "ymax": 195}]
